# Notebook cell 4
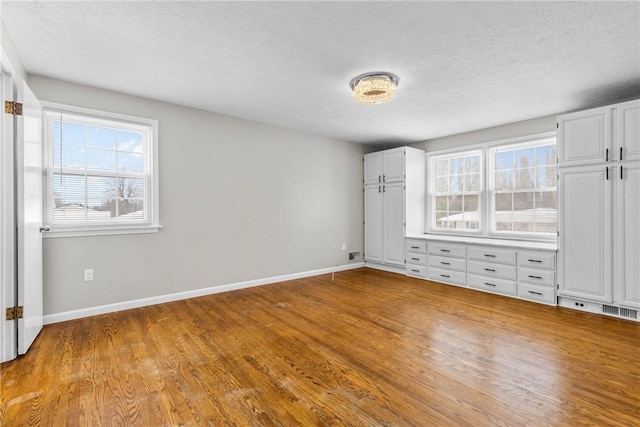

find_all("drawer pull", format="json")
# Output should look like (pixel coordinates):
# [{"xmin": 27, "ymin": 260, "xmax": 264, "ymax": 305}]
[
  {"xmin": 484, "ymin": 282, "xmax": 496, "ymax": 287},
  {"xmin": 528, "ymin": 290, "xmax": 543, "ymax": 296},
  {"xmin": 484, "ymin": 268, "xmax": 495, "ymax": 272},
  {"xmin": 528, "ymin": 275, "xmax": 543, "ymax": 280},
  {"xmin": 440, "ymin": 249, "xmax": 450, "ymax": 253},
  {"xmin": 527, "ymin": 259, "xmax": 542, "ymax": 263},
  {"xmin": 484, "ymin": 254, "xmax": 496, "ymax": 258},
  {"xmin": 440, "ymin": 261, "xmax": 450, "ymax": 265},
  {"xmin": 411, "ymin": 269, "xmax": 420, "ymax": 273},
  {"xmin": 440, "ymin": 274, "xmax": 450, "ymax": 278},
  {"xmin": 411, "ymin": 246, "xmax": 420, "ymax": 249},
  {"xmin": 411, "ymin": 257, "xmax": 420, "ymax": 261}
]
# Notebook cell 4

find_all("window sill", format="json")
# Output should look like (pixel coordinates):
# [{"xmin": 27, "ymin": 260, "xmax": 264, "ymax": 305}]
[{"xmin": 42, "ymin": 225, "xmax": 162, "ymax": 239}]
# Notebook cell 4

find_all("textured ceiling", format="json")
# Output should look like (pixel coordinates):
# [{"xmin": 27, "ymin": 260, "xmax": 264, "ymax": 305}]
[{"xmin": 2, "ymin": 1, "xmax": 639, "ymax": 146}]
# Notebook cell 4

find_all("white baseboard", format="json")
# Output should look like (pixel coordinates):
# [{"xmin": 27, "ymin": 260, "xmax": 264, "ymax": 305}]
[
  {"xmin": 364, "ymin": 261, "xmax": 406, "ymax": 275},
  {"xmin": 43, "ymin": 262, "xmax": 365, "ymax": 325}
]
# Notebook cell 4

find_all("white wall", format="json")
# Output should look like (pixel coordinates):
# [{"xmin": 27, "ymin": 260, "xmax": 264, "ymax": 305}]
[
  {"xmin": 28, "ymin": 75, "xmax": 366, "ymax": 317},
  {"xmin": 410, "ymin": 115, "xmax": 557, "ymax": 152}
]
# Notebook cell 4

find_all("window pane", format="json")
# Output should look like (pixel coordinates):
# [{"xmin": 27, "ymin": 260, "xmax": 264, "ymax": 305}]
[
  {"xmin": 450, "ymin": 174, "xmax": 462, "ymax": 192},
  {"xmin": 435, "ymin": 159, "xmax": 449, "ymax": 176},
  {"xmin": 495, "ymin": 151, "xmax": 513, "ymax": 171},
  {"xmin": 495, "ymin": 170, "xmax": 513, "ymax": 190},
  {"xmin": 436, "ymin": 196, "xmax": 448, "ymax": 212},
  {"xmin": 464, "ymin": 194, "xmax": 479, "ymax": 211},
  {"xmin": 118, "ymin": 152, "xmax": 144, "ymax": 173},
  {"xmin": 515, "ymin": 167, "xmax": 536, "ymax": 189},
  {"xmin": 117, "ymin": 130, "xmax": 143, "ymax": 153},
  {"xmin": 464, "ymin": 156, "xmax": 480, "ymax": 173},
  {"xmin": 495, "ymin": 193, "xmax": 512, "ymax": 211},
  {"xmin": 449, "ymin": 195, "xmax": 462, "ymax": 211},
  {"xmin": 435, "ymin": 177, "xmax": 449, "ymax": 192},
  {"xmin": 87, "ymin": 148, "xmax": 116, "ymax": 171},
  {"xmin": 464, "ymin": 173, "xmax": 480, "ymax": 191},
  {"xmin": 536, "ymin": 191, "xmax": 557, "ymax": 209},
  {"xmin": 62, "ymin": 122, "xmax": 85, "ymax": 147},
  {"xmin": 514, "ymin": 192, "xmax": 534, "ymax": 210},
  {"xmin": 87, "ymin": 126, "xmax": 115, "ymax": 150}
]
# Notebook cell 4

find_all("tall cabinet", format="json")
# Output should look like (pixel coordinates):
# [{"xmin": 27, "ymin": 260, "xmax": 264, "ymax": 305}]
[
  {"xmin": 364, "ymin": 147, "xmax": 425, "ymax": 270},
  {"xmin": 557, "ymin": 99, "xmax": 640, "ymax": 316}
]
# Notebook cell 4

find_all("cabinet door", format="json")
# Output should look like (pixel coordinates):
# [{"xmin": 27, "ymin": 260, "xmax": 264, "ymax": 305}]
[
  {"xmin": 558, "ymin": 165, "xmax": 612, "ymax": 302},
  {"xmin": 364, "ymin": 152, "xmax": 383, "ymax": 185},
  {"xmin": 615, "ymin": 162, "xmax": 640, "ymax": 308},
  {"xmin": 383, "ymin": 182, "xmax": 405, "ymax": 266},
  {"xmin": 558, "ymin": 106, "xmax": 611, "ymax": 167},
  {"xmin": 364, "ymin": 185, "xmax": 383, "ymax": 262},
  {"xmin": 383, "ymin": 148, "xmax": 405, "ymax": 182},
  {"xmin": 616, "ymin": 100, "xmax": 640, "ymax": 162}
]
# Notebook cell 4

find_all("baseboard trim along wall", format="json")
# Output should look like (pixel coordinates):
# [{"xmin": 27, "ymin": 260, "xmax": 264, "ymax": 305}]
[{"xmin": 44, "ymin": 263, "xmax": 365, "ymax": 325}]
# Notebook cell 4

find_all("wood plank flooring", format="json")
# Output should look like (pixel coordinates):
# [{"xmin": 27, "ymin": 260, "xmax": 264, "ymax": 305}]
[{"xmin": 2, "ymin": 268, "xmax": 639, "ymax": 426}]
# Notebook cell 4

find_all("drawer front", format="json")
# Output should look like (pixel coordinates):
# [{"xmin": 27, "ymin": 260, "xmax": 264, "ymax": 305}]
[
  {"xmin": 427, "ymin": 255, "xmax": 466, "ymax": 272},
  {"xmin": 406, "ymin": 264, "xmax": 427, "ymax": 278},
  {"xmin": 468, "ymin": 246, "xmax": 516, "ymax": 265},
  {"xmin": 406, "ymin": 252, "xmax": 427, "ymax": 265},
  {"xmin": 427, "ymin": 243, "xmax": 466, "ymax": 258},
  {"xmin": 406, "ymin": 240, "xmax": 427, "ymax": 254},
  {"xmin": 518, "ymin": 251, "xmax": 555, "ymax": 270},
  {"xmin": 518, "ymin": 282, "xmax": 555, "ymax": 304},
  {"xmin": 467, "ymin": 260, "xmax": 516, "ymax": 281},
  {"xmin": 427, "ymin": 267, "xmax": 466, "ymax": 286},
  {"xmin": 518, "ymin": 266, "xmax": 555, "ymax": 287},
  {"xmin": 467, "ymin": 273, "xmax": 516, "ymax": 296}
]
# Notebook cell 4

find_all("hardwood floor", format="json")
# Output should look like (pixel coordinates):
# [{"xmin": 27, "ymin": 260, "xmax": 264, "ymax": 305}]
[{"xmin": 2, "ymin": 268, "xmax": 639, "ymax": 426}]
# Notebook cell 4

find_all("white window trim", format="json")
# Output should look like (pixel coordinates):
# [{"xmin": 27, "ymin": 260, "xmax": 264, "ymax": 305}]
[
  {"xmin": 427, "ymin": 148, "xmax": 484, "ymax": 236},
  {"xmin": 426, "ymin": 131, "xmax": 557, "ymax": 243},
  {"xmin": 41, "ymin": 101, "xmax": 160, "ymax": 238}
]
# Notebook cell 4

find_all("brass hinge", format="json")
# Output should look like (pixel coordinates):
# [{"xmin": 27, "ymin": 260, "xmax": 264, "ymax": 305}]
[
  {"xmin": 5, "ymin": 101, "xmax": 23, "ymax": 115},
  {"xmin": 6, "ymin": 306, "xmax": 24, "ymax": 320}
]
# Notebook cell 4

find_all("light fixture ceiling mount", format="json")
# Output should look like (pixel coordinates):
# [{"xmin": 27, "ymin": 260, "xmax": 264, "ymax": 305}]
[{"xmin": 350, "ymin": 72, "xmax": 399, "ymax": 105}]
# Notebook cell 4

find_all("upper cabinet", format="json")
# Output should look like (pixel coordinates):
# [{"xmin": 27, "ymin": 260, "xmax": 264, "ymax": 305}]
[
  {"xmin": 617, "ymin": 100, "xmax": 640, "ymax": 162},
  {"xmin": 558, "ymin": 99, "xmax": 640, "ymax": 167},
  {"xmin": 364, "ymin": 147, "xmax": 406, "ymax": 185}
]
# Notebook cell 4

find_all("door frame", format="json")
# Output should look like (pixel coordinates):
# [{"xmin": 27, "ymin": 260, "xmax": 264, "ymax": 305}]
[{"xmin": 1, "ymin": 48, "xmax": 17, "ymax": 362}]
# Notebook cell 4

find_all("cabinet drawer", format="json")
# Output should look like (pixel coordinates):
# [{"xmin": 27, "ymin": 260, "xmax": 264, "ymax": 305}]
[
  {"xmin": 406, "ymin": 240, "xmax": 427, "ymax": 254},
  {"xmin": 467, "ymin": 260, "xmax": 516, "ymax": 280},
  {"xmin": 518, "ymin": 282, "xmax": 555, "ymax": 304},
  {"xmin": 427, "ymin": 243, "xmax": 466, "ymax": 258},
  {"xmin": 468, "ymin": 274, "xmax": 516, "ymax": 296},
  {"xmin": 518, "ymin": 267, "xmax": 555, "ymax": 287},
  {"xmin": 427, "ymin": 255, "xmax": 466, "ymax": 272},
  {"xmin": 406, "ymin": 252, "xmax": 427, "ymax": 265},
  {"xmin": 518, "ymin": 251, "xmax": 555, "ymax": 270},
  {"xmin": 406, "ymin": 264, "xmax": 427, "ymax": 278},
  {"xmin": 468, "ymin": 246, "xmax": 516, "ymax": 265},
  {"xmin": 427, "ymin": 267, "xmax": 466, "ymax": 286}
]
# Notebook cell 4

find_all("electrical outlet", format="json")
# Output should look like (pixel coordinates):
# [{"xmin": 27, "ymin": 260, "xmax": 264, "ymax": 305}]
[
  {"xmin": 341, "ymin": 243, "xmax": 346, "ymax": 251},
  {"xmin": 83, "ymin": 269, "xmax": 94, "ymax": 282}
]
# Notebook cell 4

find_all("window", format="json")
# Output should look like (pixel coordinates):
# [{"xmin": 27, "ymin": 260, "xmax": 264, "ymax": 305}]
[
  {"xmin": 43, "ymin": 104, "xmax": 159, "ymax": 236},
  {"xmin": 430, "ymin": 149, "xmax": 482, "ymax": 233},
  {"xmin": 427, "ymin": 133, "xmax": 557, "ymax": 241},
  {"xmin": 489, "ymin": 137, "xmax": 557, "ymax": 236}
]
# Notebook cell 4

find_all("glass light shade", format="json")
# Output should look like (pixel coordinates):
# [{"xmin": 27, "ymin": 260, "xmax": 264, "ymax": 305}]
[{"xmin": 350, "ymin": 73, "xmax": 399, "ymax": 105}]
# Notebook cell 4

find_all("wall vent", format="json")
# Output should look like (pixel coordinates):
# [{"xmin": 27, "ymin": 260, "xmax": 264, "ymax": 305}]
[
  {"xmin": 602, "ymin": 305, "xmax": 638, "ymax": 320},
  {"xmin": 619, "ymin": 308, "xmax": 638, "ymax": 320}
]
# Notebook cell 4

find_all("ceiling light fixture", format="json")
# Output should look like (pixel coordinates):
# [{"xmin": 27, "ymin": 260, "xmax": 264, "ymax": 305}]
[{"xmin": 350, "ymin": 72, "xmax": 399, "ymax": 105}]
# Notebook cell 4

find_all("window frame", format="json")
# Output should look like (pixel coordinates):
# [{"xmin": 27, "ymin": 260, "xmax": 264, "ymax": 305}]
[
  {"xmin": 426, "ymin": 131, "xmax": 557, "ymax": 242},
  {"xmin": 427, "ymin": 148, "xmax": 484, "ymax": 236},
  {"xmin": 487, "ymin": 135, "xmax": 557, "ymax": 240},
  {"xmin": 41, "ymin": 102, "xmax": 160, "ymax": 238}
]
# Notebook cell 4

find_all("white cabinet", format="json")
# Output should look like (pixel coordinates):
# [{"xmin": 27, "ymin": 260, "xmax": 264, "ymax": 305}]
[
  {"xmin": 363, "ymin": 147, "xmax": 406, "ymax": 185},
  {"xmin": 558, "ymin": 165, "xmax": 613, "ymax": 303},
  {"xmin": 406, "ymin": 236, "xmax": 557, "ymax": 305},
  {"xmin": 558, "ymin": 99, "xmax": 640, "ymax": 166},
  {"xmin": 364, "ymin": 147, "xmax": 425, "ymax": 269},
  {"xmin": 558, "ymin": 105, "xmax": 611, "ymax": 167},
  {"xmin": 615, "ymin": 162, "xmax": 640, "ymax": 308},
  {"xmin": 557, "ymin": 99, "xmax": 640, "ymax": 312}
]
